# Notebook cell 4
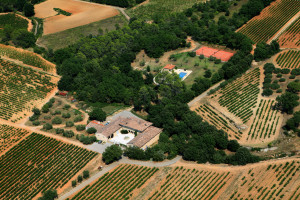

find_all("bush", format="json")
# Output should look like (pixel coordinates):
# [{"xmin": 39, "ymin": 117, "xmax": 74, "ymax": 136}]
[
  {"xmin": 54, "ymin": 110, "xmax": 61, "ymax": 115},
  {"xmin": 77, "ymin": 134, "xmax": 97, "ymax": 144},
  {"xmin": 32, "ymin": 108, "xmax": 41, "ymax": 115},
  {"xmin": 29, "ymin": 114, "xmax": 39, "ymax": 121},
  {"xmin": 44, "ymin": 115, "xmax": 51, "ymax": 120},
  {"xmin": 76, "ymin": 125, "xmax": 86, "ymax": 131},
  {"xmin": 263, "ymin": 83, "xmax": 271, "ymax": 89},
  {"xmin": 55, "ymin": 128, "xmax": 64, "ymax": 134},
  {"xmin": 276, "ymin": 73, "xmax": 282, "ymax": 78},
  {"xmin": 63, "ymin": 130, "xmax": 74, "ymax": 138},
  {"xmin": 204, "ymin": 69, "xmax": 212, "ymax": 78},
  {"xmin": 74, "ymin": 116, "xmax": 83, "ymax": 122},
  {"xmin": 227, "ymin": 140, "xmax": 240, "ymax": 152},
  {"xmin": 38, "ymin": 189, "xmax": 57, "ymax": 200},
  {"xmin": 262, "ymin": 88, "xmax": 273, "ymax": 96},
  {"xmin": 264, "ymin": 78, "xmax": 272, "ymax": 84},
  {"xmin": 89, "ymin": 107, "xmax": 106, "ymax": 122},
  {"xmin": 208, "ymin": 56, "xmax": 216, "ymax": 61},
  {"xmin": 276, "ymin": 89, "xmax": 283, "ymax": 93},
  {"xmin": 66, "ymin": 121, "xmax": 74, "ymax": 127},
  {"xmin": 265, "ymin": 73, "xmax": 272, "ymax": 79},
  {"xmin": 289, "ymin": 75, "xmax": 296, "ymax": 79},
  {"xmin": 32, "ymin": 121, "xmax": 40, "ymax": 126},
  {"xmin": 281, "ymin": 68, "xmax": 290, "ymax": 74},
  {"xmin": 83, "ymin": 170, "xmax": 90, "ymax": 179},
  {"xmin": 214, "ymin": 59, "xmax": 221, "ymax": 64},
  {"xmin": 188, "ymin": 52, "xmax": 196, "ymax": 57},
  {"xmin": 279, "ymin": 78, "xmax": 286, "ymax": 82},
  {"xmin": 72, "ymin": 180, "xmax": 76, "ymax": 187},
  {"xmin": 77, "ymin": 175, "xmax": 83, "ymax": 183},
  {"xmin": 42, "ymin": 104, "xmax": 50, "ymax": 113},
  {"xmin": 62, "ymin": 113, "xmax": 71, "ymax": 118},
  {"xmin": 64, "ymin": 104, "xmax": 71, "ymax": 109},
  {"xmin": 43, "ymin": 123, "xmax": 52, "ymax": 130},
  {"xmin": 102, "ymin": 145, "xmax": 123, "ymax": 164},
  {"xmin": 199, "ymin": 54, "xmax": 205, "ymax": 59},
  {"xmin": 120, "ymin": 129, "xmax": 128, "ymax": 134},
  {"xmin": 291, "ymin": 69, "xmax": 300, "ymax": 76},
  {"xmin": 52, "ymin": 117, "xmax": 62, "ymax": 124},
  {"xmin": 87, "ymin": 127, "xmax": 97, "ymax": 134},
  {"xmin": 270, "ymin": 83, "xmax": 280, "ymax": 90}
]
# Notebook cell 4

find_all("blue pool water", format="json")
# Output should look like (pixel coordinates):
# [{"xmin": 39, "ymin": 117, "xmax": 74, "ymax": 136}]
[{"xmin": 179, "ymin": 72, "xmax": 187, "ymax": 79}]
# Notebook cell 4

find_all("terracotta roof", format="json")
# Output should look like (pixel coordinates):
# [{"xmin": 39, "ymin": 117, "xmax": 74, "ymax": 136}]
[
  {"xmin": 128, "ymin": 126, "xmax": 162, "ymax": 148},
  {"xmin": 86, "ymin": 121, "xmax": 105, "ymax": 133},
  {"xmin": 119, "ymin": 117, "xmax": 152, "ymax": 132},
  {"xmin": 164, "ymin": 64, "xmax": 175, "ymax": 70},
  {"xmin": 100, "ymin": 117, "xmax": 123, "ymax": 137}
]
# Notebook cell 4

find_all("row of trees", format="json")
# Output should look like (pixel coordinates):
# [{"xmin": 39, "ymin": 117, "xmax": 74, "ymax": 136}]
[
  {"xmin": 0, "ymin": 0, "xmax": 35, "ymax": 16},
  {"xmin": 90, "ymin": 0, "xmax": 146, "ymax": 8}
]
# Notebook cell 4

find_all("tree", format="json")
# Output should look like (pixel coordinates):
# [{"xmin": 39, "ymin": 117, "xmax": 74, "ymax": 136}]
[
  {"xmin": 66, "ymin": 121, "xmax": 74, "ymax": 127},
  {"xmin": 72, "ymin": 180, "xmax": 77, "ymax": 187},
  {"xmin": 38, "ymin": 189, "xmax": 57, "ymax": 200},
  {"xmin": 227, "ymin": 147, "xmax": 260, "ymax": 165},
  {"xmin": 77, "ymin": 175, "xmax": 83, "ymax": 183},
  {"xmin": 63, "ymin": 130, "xmax": 74, "ymax": 138},
  {"xmin": 87, "ymin": 127, "xmax": 97, "ymax": 134},
  {"xmin": 102, "ymin": 145, "xmax": 123, "ymax": 164},
  {"xmin": 42, "ymin": 104, "xmax": 50, "ymax": 113},
  {"xmin": 262, "ymin": 88, "xmax": 273, "ymax": 96},
  {"xmin": 32, "ymin": 107, "xmax": 41, "ymax": 115},
  {"xmin": 89, "ymin": 107, "xmax": 106, "ymax": 122},
  {"xmin": 12, "ymin": 29, "xmax": 36, "ymax": 48},
  {"xmin": 276, "ymin": 92, "xmax": 299, "ymax": 114},
  {"xmin": 227, "ymin": 140, "xmax": 240, "ymax": 152},
  {"xmin": 43, "ymin": 123, "xmax": 53, "ymax": 130},
  {"xmin": 23, "ymin": 2, "xmax": 35, "ymax": 17},
  {"xmin": 52, "ymin": 117, "xmax": 62, "ymax": 124},
  {"xmin": 204, "ymin": 69, "xmax": 212, "ymax": 78},
  {"xmin": 83, "ymin": 170, "xmax": 90, "ymax": 179},
  {"xmin": 287, "ymin": 81, "xmax": 300, "ymax": 93},
  {"xmin": 124, "ymin": 146, "xmax": 147, "ymax": 160}
]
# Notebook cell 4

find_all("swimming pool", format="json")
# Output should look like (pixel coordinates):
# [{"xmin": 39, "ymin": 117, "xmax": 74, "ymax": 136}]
[{"xmin": 179, "ymin": 72, "xmax": 187, "ymax": 79}]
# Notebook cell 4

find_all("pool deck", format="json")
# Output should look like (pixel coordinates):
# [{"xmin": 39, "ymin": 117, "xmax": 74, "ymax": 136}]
[{"xmin": 174, "ymin": 69, "xmax": 192, "ymax": 80}]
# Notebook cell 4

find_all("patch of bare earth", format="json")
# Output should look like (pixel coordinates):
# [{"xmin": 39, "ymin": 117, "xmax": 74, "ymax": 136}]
[{"xmin": 34, "ymin": 0, "xmax": 119, "ymax": 35}]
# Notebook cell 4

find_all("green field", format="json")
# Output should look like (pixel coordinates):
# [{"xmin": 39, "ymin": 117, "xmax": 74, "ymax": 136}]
[
  {"xmin": 0, "ymin": 13, "xmax": 28, "ymax": 30},
  {"xmin": 37, "ymin": 15, "xmax": 128, "ymax": 50},
  {"xmin": 127, "ymin": 0, "xmax": 203, "ymax": 19}
]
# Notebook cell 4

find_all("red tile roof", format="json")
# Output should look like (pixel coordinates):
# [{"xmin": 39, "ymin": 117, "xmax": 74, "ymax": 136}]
[
  {"xmin": 164, "ymin": 64, "xmax": 175, "ymax": 70},
  {"xmin": 128, "ymin": 126, "xmax": 162, "ymax": 148}
]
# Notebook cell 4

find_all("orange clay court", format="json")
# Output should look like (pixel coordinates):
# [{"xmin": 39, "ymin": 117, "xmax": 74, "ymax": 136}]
[
  {"xmin": 196, "ymin": 46, "xmax": 234, "ymax": 62},
  {"xmin": 34, "ymin": 0, "xmax": 119, "ymax": 35}
]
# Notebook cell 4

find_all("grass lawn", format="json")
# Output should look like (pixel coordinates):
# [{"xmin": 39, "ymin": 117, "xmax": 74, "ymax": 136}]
[
  {"xmin": 37, "ymin": 15, "xmax": 128, "ymax": 50},
  {"xmin": 127, "ymin": 0, "xmax": 204, "ymax": 19},
  {"xmin": 87, "ymin": 102, "xmax": 130, "ymax": 116}
]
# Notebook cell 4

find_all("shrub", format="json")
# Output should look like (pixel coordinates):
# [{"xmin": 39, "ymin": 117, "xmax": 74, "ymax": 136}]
[
  {"xmin": 263, "ymin": 83, "xmax": 271, "ymax": 89},
  {"xmin": 72, "ymin": 180, "xmax": 76, "ymax": 187},
  {"xmin": 62, "ymin": 113, "xmax": 71, "ymax": 118},
  {"xmin": 208, "ymin": 56, "xmax": 216, "ymax": 61},
  {"xmin": 276, "ymin": 89, "xmax": 283, "ymax": 93},
  {"xmin": 265, "ymin": 73, "xmax": 272, "ymax": 79},
  {"xmin": 32, "ymin": 108, "xmax": 41, "ymax": 116},
  {"xmin": 64, "ymin": 104, "xmax": 71, "ymax": 110},
  {"xmin": 54, "ymin": 110, "xmax": 61, "ymax": 115},
  {"xmin": 291, "ymin": 69, "xmax": 300, "ymax": 76},
  {"xmin": 289, "ymin": 75, "xmax": 296, "ymax": 79},
  {"xmin": 55, "ymin": 128, "xmax": 64, "ymax": 134},
  {"xmin": 262, "ymin": 89, "xmax": 273, "ymax": 96},
  {"xmin": 188, "ymin": 52, "xmax": 196, "ymax": 57},
  {"xmin": 74, "ymin": 116, "xmax": 83, "ymax": 122},
  {"xmin": 121, "ymin": 129, "xmax": 128, "ymax": 134},
  {"xmin": 276, "ymin": 73, "xmax": 282, "ymax": 78},
  {"xmin": 281, "ymin": 68, "xmax": 290, "ymax": 74},
  {"xmin": 66, "ymin": 121, "xmax": 74, "ymax": 127},
  {"xmin": 102, "ymin": 145, "xmax": 123, "ymax": 164},
  {"xmin": 199, "ymin": 54, "xmax": 205, "ymax": 59},
  {"xmin": 44, "ymin": 115, "xmax": 51, "ymax": 120},
  {"xmin": 77, "ymin": 175, "xmax": 83, "ymax": 183},
  {"xmin": 63, "ymin": 130, "xmax": 74, "ymax": 138},
  {"xmin": 43, "ymin": 123, "xmax": 52, "ymax": 130},
  {"xmin": 214, "ymin": 59, "xmax": 221, "ymax": 64},
  {"xmin": 32, "ymin": 121, "xmax": 40, "ymax": 126},
  {"xmin": 274, "ymin": 68, "xmax": 281, "ymax": 74},
  {"xmin": 77, "ymin": 134, "xmax": 97, "ymax": 144},
  {"xmin": 87, "ymin": 127, "xmax": 97, "ymax": 134},
  {"xmin": 273, "ymin": 80, "xmax": 278, "ymax": 84},
  {"xmin": 52, "ymin": 117, "xmax": 62, "ymax": 124},
  {"xmin": 49, "ymin": 98, "xmax": 55, "ymax": 103},
  {"xmin": 270, "ymin": 83, "xmax": 280, "ymax": 90},
  {"xmin": 29, "ymin": 114, "xmax": 39, "ymax": 121},
  {"xmin": 76, "ymin": 125, "xmax": 86, "ymax": 131},
  {"xmin": 279, "ymin": 78, "xmax": 286, "ymax": 82},
  {"xmin": 89, "ymin": 107, "xmax": 106, "ymax": 122},
  {"xmin": 83, "ymin": 170, "xmax": 90, "ymax": 179},
  {"xmin": 264, "ymin": 78, "xmax": 272, "ymax": 84},
  {"xmin": 42, "ymin": 104, "xmax": 50, "ymax": 113}
]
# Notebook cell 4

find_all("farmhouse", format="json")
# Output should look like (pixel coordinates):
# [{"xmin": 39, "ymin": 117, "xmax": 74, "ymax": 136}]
[
  {"xmin": 163, "ymin": 64, "xmax": 176, "ymax": 72},
  {"xmin": 86, "ymin": 115, "xmax": 162, "ymax": 149}
]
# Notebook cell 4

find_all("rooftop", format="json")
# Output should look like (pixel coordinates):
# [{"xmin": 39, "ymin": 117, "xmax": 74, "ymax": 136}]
[
  {"xmin": 128, "ymin": 126, "xmax": 162, "ymax": 148},
  {"xmin": 164, "ymin": 64, "xmax": 176, "ymax": 70}
]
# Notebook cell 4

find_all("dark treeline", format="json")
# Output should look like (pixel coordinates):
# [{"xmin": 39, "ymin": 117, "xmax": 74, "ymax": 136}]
[
  {"xmin": 0, "ymin": 0, "xmax": 38, "ymax": 16},
  {"xmin": 90, "ymin": 0, "xmax": 146, "ymax": 8},
  {"xmin": 52, "ymin": 0, "xmax": 275, "ymax": 165}
]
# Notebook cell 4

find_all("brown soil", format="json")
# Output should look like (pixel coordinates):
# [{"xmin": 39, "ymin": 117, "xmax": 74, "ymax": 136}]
[{"xmin": 34, "ymin": 0, "xmax": 119, "ymax": 35}]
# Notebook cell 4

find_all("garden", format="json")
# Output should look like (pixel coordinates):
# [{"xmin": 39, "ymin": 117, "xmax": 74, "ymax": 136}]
[
  {"xmin": 0, "ymin": 132, "xmax": 98, "ymax": 200},
  {"xmin": 70, "ymin": 164, "xmax": 159, "ymax": 200},
  {"xmin": 0, "ymin": 59, "xmax": 58, "ymax": 122}
]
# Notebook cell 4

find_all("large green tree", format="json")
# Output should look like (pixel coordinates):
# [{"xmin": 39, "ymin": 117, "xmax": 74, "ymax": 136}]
[
  {"xmin": 276, "ymin": 92, "xmax": 299, "ymax": 114},
  {"xmin": 102, "ymin": 145, "xmax": 123, "ymax": 164}
]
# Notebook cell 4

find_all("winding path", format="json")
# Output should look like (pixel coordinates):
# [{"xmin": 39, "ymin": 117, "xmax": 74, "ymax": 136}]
[{"xmin": 58, "ymin": 156, "xmax": 182, "ymax": 200}]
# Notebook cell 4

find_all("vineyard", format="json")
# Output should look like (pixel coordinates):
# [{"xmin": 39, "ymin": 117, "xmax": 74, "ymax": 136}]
[
  {"xmin": 238, "ymin": 0, "xmax": 300, "ymax": 43},
  {"xmin": 0, "ymin": 132, "xmax": 98, "ymax": 200},
  {"xmin": 70, "ymin": 164, "xmax": 159, "ymax": 200},
  {"xmin": 212, "ymin": 68, "xmax": 260, "ymax": 123},
  {"xmin": 276, "ymin": 50, "xmax": 300, "ymax": 68},
  {"xmin": 148, "ymin": 166, "xmax": 233, "ymax": 200},
  {"xmin": 229, "ymin": 160, "xmax": 300, "ymax": 200},
  {"xmin": 0, "ymin": 44, "xmax": 56, "ymax": 73},
  {"xmin": 0, "ymin": 124, "xmax": 29, "ymax": 153},
  {"xmin": 278, "ymin": 17, "xmax": 300, "ymax": 48},
  {"xmin": 246, "ymin": 99, "xmax": 281, "ymax": 142},
  {"xmin": 0, "ymin": 13, "xmax": 28, "ymax": 30},
  {"xmin": 0, "ymin": 59, "xmax": 58, "ymax": 122},
  {"xmin": 194, "ymin": 103, "xmax": 242, "ymax": 140}
]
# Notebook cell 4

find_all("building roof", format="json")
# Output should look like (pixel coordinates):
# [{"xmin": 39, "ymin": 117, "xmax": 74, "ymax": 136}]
[
  {"xmin": 164, "ymin": 64, "xmax": 175, "ymax": 70},
  {"xmin": 128, "ymin": 126, "xmax": 162, "ymax": 148},
  {"xmin": 86, "ymin": 120, "xmax": 105, "ymax": 133},
  {"xmin": 98, "ymin": 116, "xmax": 153, "ymax": 137}
]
